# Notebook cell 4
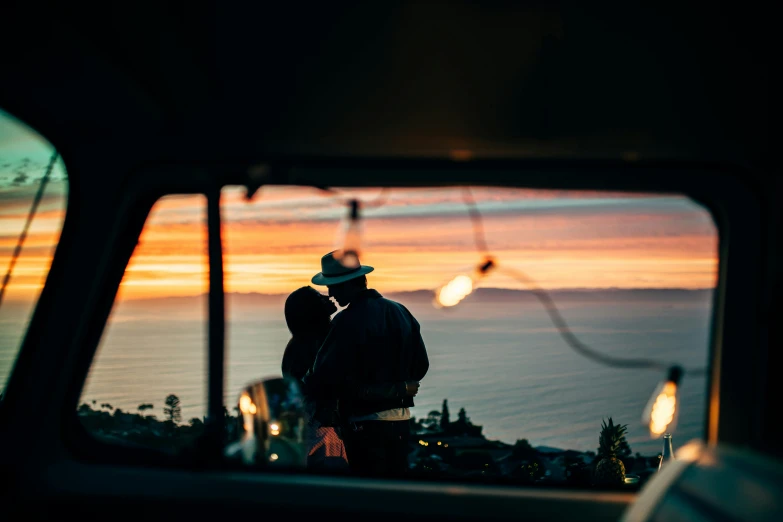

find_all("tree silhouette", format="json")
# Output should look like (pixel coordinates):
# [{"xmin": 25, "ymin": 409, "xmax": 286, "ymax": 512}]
[
  {"xmin": 618, "ymin": 436, "xmax": 632, "ymax": 460},
  {"xmin": 425, "ymin": 410, "xmax": 441, "ymax": 430},
  {"xmin": 163, "ymin": 394, "xmax": 182, "ymax": 423},
  {"xmin": 511, "ymin": 439, "xmax": 536, "ymax": 460},
  {"xmin": 445, "ymin": 406, "xmax": 483, "ymax": 436},
  {"xmin": 440, "ymin": 399, "xmax": 450, "ymax": 431},
  {"xmin": 138, "ymin": 403, "xmax": 154, "ymax": 412},
  {"xmin": 100, "ymin": 403, "xmax": 113, "ymax": 411}
]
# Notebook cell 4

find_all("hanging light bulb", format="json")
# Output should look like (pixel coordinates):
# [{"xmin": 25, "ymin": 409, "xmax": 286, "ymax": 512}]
[
  {"xmin": 333, "ymin": 199, "xmax": 362, "ymax": 269},
  {"xmin": 643, "ymin": 366, "xmax": 682, "ymax": 437},
  {"xmin": 434, "ymin": 258, "xmax": 495, "ymax": 308},
  {"xmin": 239, "ymin": 392, "xmax": 257, "ymax": 434}
]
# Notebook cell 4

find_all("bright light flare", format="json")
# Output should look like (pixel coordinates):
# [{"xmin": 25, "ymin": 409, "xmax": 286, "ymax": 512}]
[
  {"xmin": 435, "ymin": 275, "xmax": 474, "ymax": 307},
  {"xmin": 269, "ymin": 422, "xmax": 280, "ymax": 436},
  {"xmin": 239, "ymin": 393, "xmax": 257, "ymax": 415},
  {"xmin": 643, "ymin": 366, "xmax": 682, "ymax": 438},
  {"xmin": 432, "ymin": 258, "xmax": 495, "ymax": 309},
  {"xmin": 649, "ymin": 382, "xmax": 677, "ymax": 436}
]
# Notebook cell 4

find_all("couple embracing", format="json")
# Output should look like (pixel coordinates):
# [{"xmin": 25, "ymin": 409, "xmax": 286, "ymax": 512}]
[{"xmin": 282, "ymin": 251, "xmax": 430, "ymax": 477}]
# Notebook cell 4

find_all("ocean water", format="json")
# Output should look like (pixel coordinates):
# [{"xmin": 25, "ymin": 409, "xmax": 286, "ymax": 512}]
[{"xmin": 1, "ymin": 290, "xmax": 712, "ymax": 455}]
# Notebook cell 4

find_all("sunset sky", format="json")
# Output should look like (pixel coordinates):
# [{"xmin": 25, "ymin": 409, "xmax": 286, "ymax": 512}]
[{"xmin": 1, "ymin": 110, "xmax": 719, "ymax": 303}]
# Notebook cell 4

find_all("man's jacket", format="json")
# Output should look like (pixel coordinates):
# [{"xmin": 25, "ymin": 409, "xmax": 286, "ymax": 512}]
[{"xmin": 303, "ymin": 289, "xmax": 430, "ymax": 418}]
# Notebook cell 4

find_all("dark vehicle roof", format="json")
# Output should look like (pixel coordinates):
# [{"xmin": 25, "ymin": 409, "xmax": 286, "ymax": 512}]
[
  {"xmin": 0, "ymin": 4, "xmax": 777, "ymax": 521},
  {"xmin": 0, "ymin": 3, "xmax": 773, "ymax": 184}
]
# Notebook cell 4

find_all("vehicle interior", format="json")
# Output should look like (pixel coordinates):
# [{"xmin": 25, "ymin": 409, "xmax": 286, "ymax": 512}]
[{"xmin": 0, "ymin": 2, "xmax": 778, "ymax": 521}]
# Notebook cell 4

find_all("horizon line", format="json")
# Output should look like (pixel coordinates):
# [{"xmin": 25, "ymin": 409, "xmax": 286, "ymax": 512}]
[
  {"xmin": 104, "ymin": 286, "xmax": 718, "ymax": 302},
  {"xmin": 1, "ymin": 286, "xmax": 716, "ymax": 304}
]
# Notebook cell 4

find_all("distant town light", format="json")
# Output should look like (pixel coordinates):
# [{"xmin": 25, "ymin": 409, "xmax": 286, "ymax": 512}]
[
  {"xmin": 270, "ymin": 453, "xmax": 279, "ymax": 461},
  {"xmin": 269, "ymin": 422, "xmax": 281, "ymax": 436},
  {"xmin": 437, "ymin": 441, "xmax": 442, "ymax": 445}
]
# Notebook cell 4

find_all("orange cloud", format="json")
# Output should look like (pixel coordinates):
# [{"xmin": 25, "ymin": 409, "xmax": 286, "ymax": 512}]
[{"xmin": 1, "ymin": 188, "xmax": 719, "ymax": 302}]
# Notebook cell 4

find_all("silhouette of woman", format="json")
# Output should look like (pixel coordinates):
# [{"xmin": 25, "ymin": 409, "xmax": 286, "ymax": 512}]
[{"xmin": 282, "ymin": 286, "xmax": 346, "ymax": 470}]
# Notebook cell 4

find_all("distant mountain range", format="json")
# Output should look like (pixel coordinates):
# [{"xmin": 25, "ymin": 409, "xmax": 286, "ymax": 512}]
[
  {"xmin": 391, "ymin": 287, "xmax": 713, "ymax": 302},
  {"xmin": 103, "ymin": 287, "xmax": 713, "ymax": 308},
  {"xmin": 2, "ymin": 287, "xmax": 714, "ymax": 312}
]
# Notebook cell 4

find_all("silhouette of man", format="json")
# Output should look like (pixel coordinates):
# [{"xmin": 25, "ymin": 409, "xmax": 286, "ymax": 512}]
[{"xmin": 303, "ymin": 251, "xmax": 429, "ymax": 477}]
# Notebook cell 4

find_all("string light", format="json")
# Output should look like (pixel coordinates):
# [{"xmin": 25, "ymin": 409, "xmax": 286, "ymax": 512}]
[
  {"xmin": 429, "ymin": 187, "xmax": 704, "ymax": 437},
  {"xmin": 333, "ymin": 199, "xmax": 362, "ymax": 269},
  {"xmin": 239, "ymin": 392, "xmax": 257, "ymax": 434},
  {"xmin": 239, "ymin": 393, "xmax": 257, "ymax": 415},
  {"xmin": 434, "ymin": 258, "xmax": 495, "ymax": 308},
  {"xmin": 320, "ymin": 189, "xmax": 390, "ymax": 268},
  {"xmin": 643, "ymin": 366, "xmax": 682, "ymax": 437},
  {"xmin": 303, "ymin": 182, "xmax": 708, "ymax": 437}
]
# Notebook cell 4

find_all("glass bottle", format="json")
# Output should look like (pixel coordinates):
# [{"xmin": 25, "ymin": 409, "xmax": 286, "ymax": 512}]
[{"xmin": 658, "ymin": 433, "xmax": 675, "ymax": 471}]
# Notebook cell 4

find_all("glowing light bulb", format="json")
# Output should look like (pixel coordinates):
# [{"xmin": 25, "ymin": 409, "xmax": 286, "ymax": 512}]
[
  {"xmin": 650, "ymin": 383, "xmax": 677, "ymax": 435},
  {"xmin": 436, "ymin": 275, "xmax": 473, "ymax": 307},
  {"xmin": 239, "ymin": 393, "xmax": 257, "ymax": 415},
  {"xmin": 643, "ymin": 366, "xmax": 682, "ymax": 437},
  {"xmin": 433, "ymin": 258, "xmax": 495, "ymax": 308},
  {"xmin": 333, "ymin": 199, "xmax": 362, "ymax": 269}
]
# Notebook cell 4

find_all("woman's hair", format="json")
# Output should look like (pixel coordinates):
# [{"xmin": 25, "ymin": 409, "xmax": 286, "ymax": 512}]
[
  {"xmin": 282, "ymin": 286, "xmax": 333, "ymax": 380},
  {"xmin": 284, "ymin": 286, "xmax": 331, "ymax": 338}
]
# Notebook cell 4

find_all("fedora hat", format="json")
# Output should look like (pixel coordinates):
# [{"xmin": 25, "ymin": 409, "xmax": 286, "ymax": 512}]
[{"xmin": 311, "ymin": 250, "xmax": 374, "ymax": 286}]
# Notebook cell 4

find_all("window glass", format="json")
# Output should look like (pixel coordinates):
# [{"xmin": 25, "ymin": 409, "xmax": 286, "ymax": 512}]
[
  {"xmin": 221, "ymin": 186, "xmax": 717, "ymax": 488},
  {"xmin": 78, "ymin": 195, "xmax": 208, "ymax": 451},
  {"xmin": 0, "ymin": 109, "xmax": 68, "ymax": 394}
]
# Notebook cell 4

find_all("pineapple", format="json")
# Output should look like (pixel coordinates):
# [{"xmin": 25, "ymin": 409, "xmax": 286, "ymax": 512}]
[{"xmin": 593, "ymin": 417, "xmax": 628, "ymax": 486}]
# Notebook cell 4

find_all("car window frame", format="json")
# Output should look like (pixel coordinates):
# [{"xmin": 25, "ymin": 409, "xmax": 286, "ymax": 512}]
[{"xmin": 5, "ymin": 158, "xmax": 764, "ymax": 497}]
